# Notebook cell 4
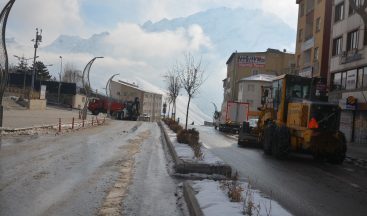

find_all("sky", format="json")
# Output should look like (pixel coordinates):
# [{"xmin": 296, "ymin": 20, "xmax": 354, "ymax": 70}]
[{"xmin": 2, "ymin": 0, "xmax": 298, "ymax": 117}]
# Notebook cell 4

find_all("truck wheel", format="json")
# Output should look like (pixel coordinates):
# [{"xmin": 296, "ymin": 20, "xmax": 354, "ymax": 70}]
[
  {"xmin": 327, "ymin": 138, "xmax": 346, "ymax": 164},
  {"xmin": 272, "ymin": 125, "xmax": 290, "ymax": 159},
  {"xmin": 263, "ymin": 123, "xmax": 273, "ymax": 155}
]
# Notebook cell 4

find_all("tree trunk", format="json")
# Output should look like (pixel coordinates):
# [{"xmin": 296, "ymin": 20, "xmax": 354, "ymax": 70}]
[{"xmin": 185, "ymin": 96, "xmax": 191, "ymax": 130}]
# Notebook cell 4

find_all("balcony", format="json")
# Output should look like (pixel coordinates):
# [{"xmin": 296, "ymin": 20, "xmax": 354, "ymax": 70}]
[
  {"xmin": 302, "ymin": 37, "xmax": 314, "ymax": 51},
  {"xmin": 340, "ymin": 49, "xmax": 363, "ymax": 64}
]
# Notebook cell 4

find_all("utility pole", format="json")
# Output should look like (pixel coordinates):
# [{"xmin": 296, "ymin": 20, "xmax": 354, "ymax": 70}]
[
  {"xmin": 58, "ymin": 56, "xmax": 62, "ymax": 104},
  {"xmin": 31, "ymin": 28, "xmax": 42, "ymax": 99}
]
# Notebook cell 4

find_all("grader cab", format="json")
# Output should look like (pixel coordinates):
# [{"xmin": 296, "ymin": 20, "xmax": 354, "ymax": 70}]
[{"xmin": 238, "ymin": 74, "xmax": 346, "ymax": 164}]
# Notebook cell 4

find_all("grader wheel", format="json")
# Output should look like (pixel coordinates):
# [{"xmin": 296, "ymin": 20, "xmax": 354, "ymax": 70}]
[
  {"xmin": 272, "ymin": 125, "xmax": 290, "ymax": 159},
  {"xmin": 263, "ymin": 123, "xmax": 274, "ymax": 155}
]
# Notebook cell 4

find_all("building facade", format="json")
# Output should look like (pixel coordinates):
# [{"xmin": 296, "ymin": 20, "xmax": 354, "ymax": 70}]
[
  {"xmin": 237, "ymin": 74, "xmax": 275, "ymax": 118},
  {"xmin": 224, "ymin": 48, "xmax": 295, "ymax": 102},
  {"xmin": 295, "ymin": 0, "xmax": 332, "ymax": 78},
  {"xmin": 110, "ymin": 80, "xmax": 162, "ymax": 121},
  {"xmin": 328, "ymin": 0, "xmax": 367, "ymax": 144}
]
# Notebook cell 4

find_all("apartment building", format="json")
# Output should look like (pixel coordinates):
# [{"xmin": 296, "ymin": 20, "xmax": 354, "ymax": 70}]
[
  {"xmin": 110, "ymin": 80, "xmax": 162, "ymax": 121},
  {"xmin": 224, "ymin": 48, "xmax": 295, "ymax": 102},
  {"xmin": 328, "ymin": 0, "xmax": 367, "ymax": 144},
  {"xmin": 295, "ymin": 0, "xmax": 332, "ymax": 78}
]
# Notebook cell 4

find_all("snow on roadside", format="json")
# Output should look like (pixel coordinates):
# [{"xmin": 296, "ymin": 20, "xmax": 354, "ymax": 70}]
[
  {"xmin": 163, "ymin": 123, "xmax": 224, "ymax": 165},
  {"xmin": 192, "ymin": 180, "xmax": 292, "ymax": 216}
]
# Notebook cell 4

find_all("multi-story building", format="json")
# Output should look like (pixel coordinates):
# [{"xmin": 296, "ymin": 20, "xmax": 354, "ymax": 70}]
[
  {"xmin": 237, "ymin": 74, "xmax": 276, "ymax": 118},
  {"xmin": 110, "ymin": 80, "xmax": 162, "ymax": 121},
  {"xmin": 295, "ymin": 0, "xmax": 332, "ymax": 78},
  {"xmin": 224, "ymin": 48, "xmax": 295, "ymax": 102},
  {"xmin": 328, "ymin": 0, "xmax": 367, "ymax": 144}
]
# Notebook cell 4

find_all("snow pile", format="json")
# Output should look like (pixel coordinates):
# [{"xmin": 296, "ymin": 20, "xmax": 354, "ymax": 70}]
[
  {"xmin": 192, "ymin": 180, "xmax": 292, "ymax": 216},
  {"xmin": 163, "ymin": 123, "xmax": 223, "ymax": 165}
]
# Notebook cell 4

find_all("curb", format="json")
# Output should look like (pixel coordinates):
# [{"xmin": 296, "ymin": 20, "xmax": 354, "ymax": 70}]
[
  {"xmin": 0, "ymin": 124, "xmax": 55, "ymax": 132},
  {"xmin": 159, "ymin": 121, "xmax": 232, "ymax": 177},
  {"xmin": 183, "ymin": 181, "xmax": 204, "ymax": 216}
]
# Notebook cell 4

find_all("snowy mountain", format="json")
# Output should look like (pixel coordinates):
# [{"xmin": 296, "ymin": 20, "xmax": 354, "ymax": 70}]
[
  {"xmin": 43, "ymin": 7, "xmax": 295, "ymax": 56},
  {"xmin": 142, "ymin": 7, "xmax": 296, "ymax": 56}
]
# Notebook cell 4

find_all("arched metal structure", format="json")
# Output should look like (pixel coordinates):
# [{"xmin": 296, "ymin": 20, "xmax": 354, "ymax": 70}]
[
  {"xmin": 81, "ymin": 56, "xmax": 103, "ymax": 120},
  {"xmin": 105, "ymin": 73, "xmax": 119, "ymax": 117},
  {"xmin": 0, "ymin": 0, "xmax": 16, "ymax": 127}
]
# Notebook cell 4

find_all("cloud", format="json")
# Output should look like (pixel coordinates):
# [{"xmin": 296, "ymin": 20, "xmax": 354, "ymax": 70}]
[
  {"xmin": 6, "ymin": 0, "xmax": 85, "ymax": 44},
  {"xmin": 103, "ymin": 23, "xmax": 212, "ymax": 59}
]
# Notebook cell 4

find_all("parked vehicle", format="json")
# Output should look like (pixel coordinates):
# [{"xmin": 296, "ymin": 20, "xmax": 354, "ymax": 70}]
[
  {"xmin": 88, "ymin": 97, "xmax": 140, "ymax": 121},
  {"xmin": 238, "ymin": 74, "xmax": 346, "ymax": 164},
  {"xmin": 214, "ymin": 101, "xmax": 250, "ymax": 133}
]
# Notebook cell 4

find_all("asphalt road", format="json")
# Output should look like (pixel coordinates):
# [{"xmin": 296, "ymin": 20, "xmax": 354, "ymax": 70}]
[
  {"xmin": 194, "ymin": 125, "xmax": 367, "ymax": 216},
  {"xmin": 0, "ymin": 121, "xmax": 181, "ymax": 216}
]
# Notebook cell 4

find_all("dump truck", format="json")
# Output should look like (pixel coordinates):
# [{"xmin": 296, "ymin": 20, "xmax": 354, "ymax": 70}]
[
  {"xmin": 88, "ymin": 97, "xmax": 140, "ymax": 121},
  {"xmin": 214, "ymin": 101, "xmax": 250, "ymax": 133},
  {"xmin": 238, "ymin": 74, "xmax": 346, "ymax": 164}
]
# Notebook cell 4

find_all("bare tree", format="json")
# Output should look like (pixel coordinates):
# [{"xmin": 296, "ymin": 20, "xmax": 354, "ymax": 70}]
[
  {"xmin": 179, "ymin": 53, "xmax": 205, "ymax": 129},
  {"xmin": 165, "ymin": 63, "xmax": 181, "ymax": 121},
  {"xmin": 62, "ymin": 63, "xmax": 82, "ymax": 86}
]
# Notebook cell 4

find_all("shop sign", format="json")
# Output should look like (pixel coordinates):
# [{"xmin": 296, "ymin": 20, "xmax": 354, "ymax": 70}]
[
  {"xmin": 345, "ymin": 96, "xmax": 357, "ymax": 110},
  {"xmin": 238, "ymin": 55, "xmax": 266, "ymax": 68}
]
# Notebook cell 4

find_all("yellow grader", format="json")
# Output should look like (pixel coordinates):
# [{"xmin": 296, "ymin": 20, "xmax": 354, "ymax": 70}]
[{"xmin": 238, "ymin": 74, "xmax": 346, "ymax": 164}]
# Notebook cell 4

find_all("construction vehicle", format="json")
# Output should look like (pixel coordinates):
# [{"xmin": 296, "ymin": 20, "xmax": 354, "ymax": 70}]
[
  {"xmin": 238, "ymin": 74, "xmax": 346, "ymax": 164},
  {"xmin": 214, "ymin": 101, "xmax": 250, "ymax": 133},
  {"xmin": 88, "ymin": 97, "xmax": 140, "ymax": 121}
]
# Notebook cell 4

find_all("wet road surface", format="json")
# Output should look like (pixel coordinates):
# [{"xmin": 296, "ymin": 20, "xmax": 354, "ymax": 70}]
[
  {"xmin": 194, "ymin": 125, "xmax": 367, "ymax": 216},
  {"xmin": 0, "ymin": 121, "xmax": 181, "ymax": 216}
]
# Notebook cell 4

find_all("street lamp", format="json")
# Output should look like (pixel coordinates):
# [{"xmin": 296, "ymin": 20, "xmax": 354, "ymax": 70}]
[
  {"xmin": 0, "ymin": 0, "xmax": 16, "ymax": 127},
  {"xmin": 106, "ymin": 73, "xmax": 119, "ymax": 118},
  {"xmin": 58, "ymin": 56, "xmax": 62, "ymax": 104},
  {"xmin": 81, "ymin": 56, "xmax": 104, "ymax": 120}
]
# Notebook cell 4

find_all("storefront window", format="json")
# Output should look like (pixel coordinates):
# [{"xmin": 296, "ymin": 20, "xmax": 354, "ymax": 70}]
[
  {"xmin": 341, "ymin": 72, "xmax": 347, "ymax": 90},
  {"xmin": 333, "ymin": 72, "xmax": 342, "ymax": 90},
  {"xmin": 346, "ymin": 69, "xmax": 357, "ymax": 90},
  {"xmin": 358, "ymin": 68, "xmax": 364, "ymax": 88}
]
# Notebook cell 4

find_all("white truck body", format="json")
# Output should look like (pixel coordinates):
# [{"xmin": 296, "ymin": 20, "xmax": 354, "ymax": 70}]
[{"xmin": 214, "ymin": 101, "xmax": 249, "ymax": 132}]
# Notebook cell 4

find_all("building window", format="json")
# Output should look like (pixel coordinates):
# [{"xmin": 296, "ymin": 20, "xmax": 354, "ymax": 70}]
[
  {"xmin": 347, "ymin": 29, "xmax": 359, "ymax": 51},
  {"xmin": 357, "ymin": 68, "xmax": 364, "ymax": 88},
  {"xmin": 335, "ymin": 2, "xmax": 345, "ymax": 22},
  {"xmin": 332, "ymin": 37, "xmax": 343, "ymax": 56},
  {"xmin": 349, "ymin": 0, "xmax": 362, "ymax": 16},
  {"xmin": 364, "ymin": 67, "xmax": 367, "ymax": 87},
  {"xmin": 315, "ymin": 17, "xmax": 321, "ymax": 32},
  {"xmin": 314, "ymin": 47, "xmax": 319, "ymax": 61},
  {"xmin": 300, "ymin": 3, "xmax": 305, "ymax": 17},
  {"xmin": 298, "ymin": 29, "xmax": 303, "ymax": 42},
  {"xmin": 248, "ymin": 84, "xmax": 255, "ymax": 92},
  {"xmin": 333, "ymin": 72, "xmax": 342, "ymax": 90},
  {"xmin": 317, "ymin": 0, "xmax": 322, "ymax": 4},
  {"xmin": 252, "ymin": 70, "xmax": 258, "ymax": 75},
  {"xmin": 341, "ymin": 71, "xmax": 347, "ymax": 90},
  {"xmin": 346, "ymin": 69, "xmax": 357, "ymax": 90}
]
